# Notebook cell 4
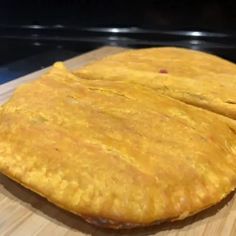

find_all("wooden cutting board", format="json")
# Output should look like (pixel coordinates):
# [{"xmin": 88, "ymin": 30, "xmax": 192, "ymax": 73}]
[{"xmin": 0, "ymin": 46, "xmax": 236, "ymax": 236}]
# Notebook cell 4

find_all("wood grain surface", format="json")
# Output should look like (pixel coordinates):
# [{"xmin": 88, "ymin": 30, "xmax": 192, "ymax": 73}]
[{"xmin": 0, "ymin": 46, "xmax": 236, "ymax": 236}]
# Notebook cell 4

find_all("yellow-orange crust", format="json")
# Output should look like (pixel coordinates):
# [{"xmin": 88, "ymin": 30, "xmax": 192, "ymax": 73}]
[
  {"xmin": 1, "ymin": 61, "xmax": 236, "ymax": 228},
  {"xmin": 75, "ymin": 47, "xmax": 236, "ymax": 119}
]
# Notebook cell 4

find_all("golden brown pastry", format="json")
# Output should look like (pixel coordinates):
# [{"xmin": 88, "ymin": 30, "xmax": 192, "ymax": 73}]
[
  {"xmin": 75, "ymin": 47, "xmax": 236, "ymax": 119},
  {"xmin": 1, "ymin": 62, "xmax": 236, "ymax": 228}
]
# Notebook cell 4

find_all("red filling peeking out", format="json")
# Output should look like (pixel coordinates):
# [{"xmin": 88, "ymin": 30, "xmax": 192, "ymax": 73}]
[{"xmin": 159, "ymin": 69, "xmax": 168, "ymax": 74}]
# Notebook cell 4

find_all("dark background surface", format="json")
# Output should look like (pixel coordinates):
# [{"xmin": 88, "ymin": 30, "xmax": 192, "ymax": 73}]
[
  {"xmin": 2, "ymin": 1, "xmax": 236, "ymax": 30},
  {"xmin": 1, "ymin": 0, "xmax": 236, "ymax": 83}
]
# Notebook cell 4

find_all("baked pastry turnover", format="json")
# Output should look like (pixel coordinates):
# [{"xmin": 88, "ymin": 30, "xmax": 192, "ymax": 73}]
[
  {"xmin": 1, "ymin": 49, "xmax": 236, "ymax": 228},
  {"xmin": 76, "ymin": 47, "xmax": 236, "ymax": 119}
]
